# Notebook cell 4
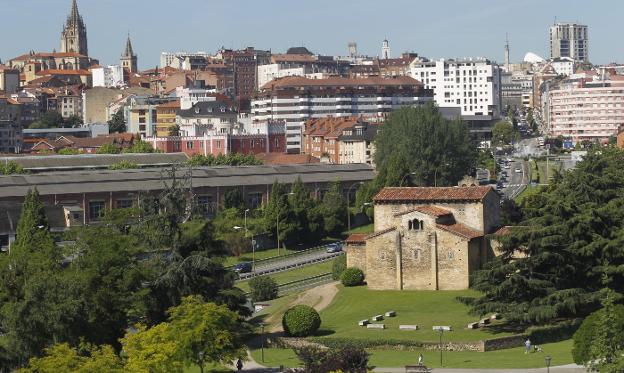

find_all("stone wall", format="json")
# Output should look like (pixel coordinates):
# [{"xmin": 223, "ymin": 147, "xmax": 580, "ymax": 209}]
[
  {"xmin": 436, "ymin": 229, "xmax": 471, "ymax": 290},
  {"xmin": 365, "ymin": 230, "xmax": 400, "ymax": 290},
  {"xmin": 346, "ymin": 243, "xmax": 366, "ymax": 273}
]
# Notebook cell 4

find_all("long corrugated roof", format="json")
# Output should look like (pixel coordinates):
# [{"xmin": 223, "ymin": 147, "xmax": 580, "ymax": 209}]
[
  {"xmin": 0, "ymin": 163, "xmax": 374, "ymax": 198},
  {"xmin": 0, "ymin": 153, "xmax": 190, "ymax": 171},
  {"xmin": 374, "ymin": 186, "xmax": 494, "ymax": 203}
]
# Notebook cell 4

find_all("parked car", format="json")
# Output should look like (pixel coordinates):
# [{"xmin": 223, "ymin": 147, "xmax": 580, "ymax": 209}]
[
  {"xmin": 233, "ymin": 262, "xmax": 252, "ymax": 273},
  {"xmin": 326, "ymin": 242, "xmax": 343, "ymax": 253},
  {"xmin": 515, "ymin": 168, "xmax": 522, "ymax": 173}
]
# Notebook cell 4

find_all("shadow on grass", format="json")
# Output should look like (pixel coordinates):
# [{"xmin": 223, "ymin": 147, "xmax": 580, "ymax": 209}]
[{"xmin": 314, "ymin": 329, "xmax": 335, "ymax": 337}]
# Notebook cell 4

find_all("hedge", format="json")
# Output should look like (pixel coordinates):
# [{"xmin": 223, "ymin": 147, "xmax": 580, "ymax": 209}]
[
  {"xmin": 341, "ymin": 267, "xmax": 365, "ymax": 287},
  {"xmin": 332, "ymin": 256, "xmax": 347, "ymax": 280},
  {"xmin": 249, "ymin": 276, "xmax": 279, "ymax": 303},
  {"xmin": 282, "ymin": 305, "xmax": 321, "ymax": 337}
]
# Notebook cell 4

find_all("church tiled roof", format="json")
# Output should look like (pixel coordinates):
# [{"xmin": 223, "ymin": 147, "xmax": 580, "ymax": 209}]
[
  {"xmin": 436, "ymin": 223, "xmax": 483, "ymax": 239},
  {"xmin": 374, "ymin": 186, "xmax": 494, "ymax": 203}
]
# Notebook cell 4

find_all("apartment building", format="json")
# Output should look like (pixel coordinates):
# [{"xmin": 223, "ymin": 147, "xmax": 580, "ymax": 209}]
[
  {"xmin": 409, "ymin": 58, "xmax": 502, "ymax": 119},
  {"xmin": 549, "ymin": 23, "xmax": 589, "ymax": 63},
  {"xmin": 177, "ymin": 100, "xmax": 238, "ymax": 136},
  {"xmin": 548, "ymin": 75, "xmax": 624, "ymax": 143},
  {"xmin": 0, "ymin": 98, "xmax": 22, "ymax": 153},
  {"xmin": 0, "ymin": 65, "xmax": 20, "ymax": 95},
  {"xmin": 125, "ymin": 96, "xmax": 177, "ymax": 138},
  {"xmin": 218, "ymin": 47, "xmax": 271, "ymax": 110},
  {"xmin": 252, "ymin": 76, "xmax": 432, "ymax": 153},
  {"xmin": 92, "ymin": 65, "xmax": 124, "ymax": 88},
  {"xmin": 155, "ymin": 100, "xmax": 181, "ymax": 137}
]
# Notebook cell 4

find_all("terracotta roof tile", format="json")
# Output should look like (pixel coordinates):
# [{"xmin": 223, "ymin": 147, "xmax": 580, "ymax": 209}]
[
  {"xmin": 345, "ymin": 233, "xmax": 368, "ymax": 245},
  {"xmin": 255, "ymin": 153, "xmax": 320, "ymax": 165},
  {"xmin": 394, "ymin": 205, "xmax": 453, "ymax": 217},
  {"xmin": 261, "ymin": 75, "xmax": 423, "ymax": 91},
  {"xmin": 374, "ymin": 186, "xmax": 494, "ymax": 203},
  {"xmin": 36, "ymin": 69, "xmax": 91, "ymax": 76},
  {"xmin": 156, "ymin": 100, "xmax": 181, "ymax": 109},
  {"xmin": 436, "ymin": 223, "xmax": 482, "ymax": 240},
  {"xmin": 365, "ymin": 227, "xmax": 396, "ymax": 239}
]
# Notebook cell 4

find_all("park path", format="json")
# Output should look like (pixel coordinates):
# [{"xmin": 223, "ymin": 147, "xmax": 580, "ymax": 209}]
[{"xmin": 373, "ymin": 364, "xmax": 586, "ymax": 373}]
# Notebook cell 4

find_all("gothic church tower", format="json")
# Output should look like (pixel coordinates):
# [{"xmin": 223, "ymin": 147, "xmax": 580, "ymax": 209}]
[
  {"xmin": 60, "ymin": 0, "xmax": 88, "ymax": 56},
  {"xmin": 120, "ymin": 34, "xmax": 138, "ymax": 73}
]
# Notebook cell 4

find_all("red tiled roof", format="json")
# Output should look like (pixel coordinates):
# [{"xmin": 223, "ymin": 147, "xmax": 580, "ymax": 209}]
[
  {"xmin": 436, "ymin": 223, "xmax": 482, "ymax": 240},
  {"xmin": 156, "ymin": 100, "xmax": 181, "ymax": 109},
  {"xmin": 0, "ymin": 65, "xmax": 19, "ymax": 72},
  {"xmin": 394, "ymin": 205, "xmax": 452, "ymax": 217},
  {"xmin": 256, "ymin": 153, "xmax": 320, "ymax": 165},
  {"xmin": 365, "ymin": 227, "xmax": 396, "ymax": 239},
  {"xmin": 345, "ymin": 233, "xmax": 368, "ymax": 245},
  {"xmin": 36, "ymin": 69, "xmax": 91, "ymax": 76},
  {"xmin": 261, "ymin": 75, "xmax": 423, "ymax": 90},
  {"xmin": 374, "ymin": 186, "xmax": 494, "ymax": 203}
]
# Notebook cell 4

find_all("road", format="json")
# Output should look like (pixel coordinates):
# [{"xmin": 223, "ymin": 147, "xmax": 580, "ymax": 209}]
[
  {"xmin": 497, "ymin": 138, "xmax": 536, "ymax": 200},
  {"xmin": 236, "ymin": 245, "xmax": 344, "ymax": 281}
]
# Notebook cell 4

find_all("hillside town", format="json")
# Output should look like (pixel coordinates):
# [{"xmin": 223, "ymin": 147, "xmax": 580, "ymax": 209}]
[{"xmin": 0, "ymin": 1, "xmax": 623, "ymax": 372}]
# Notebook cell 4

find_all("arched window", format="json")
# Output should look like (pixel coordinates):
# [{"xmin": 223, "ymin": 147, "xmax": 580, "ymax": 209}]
[
  {"xmin": 420, "ymin": 220, "xmax": 424, "ymax": 230},
  {"xmin": 408, "ymin": 220, "xmax": 413, "ymax": 230}
]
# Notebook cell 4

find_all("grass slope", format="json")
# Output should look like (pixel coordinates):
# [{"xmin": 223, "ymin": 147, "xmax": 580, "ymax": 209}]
[
  {"xmin": 236, "ymin": 259, "xmax": 336, "ymax": 293},
  {"xmin": 318, "ymin": 287, "xmax": 510, "ymax": 342}
]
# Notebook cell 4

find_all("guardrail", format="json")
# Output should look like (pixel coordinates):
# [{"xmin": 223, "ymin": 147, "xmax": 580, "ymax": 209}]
[
  {"xmin": 277, "ymin": 273, "xmax": 334, "ymax": 296},
  {"xmin": 226, "ymin": 242, "xmax": 340, "ymax": 270},
  {"xmin": 236, "ymin": 250, "xmax": 344, "ymax": 281}
]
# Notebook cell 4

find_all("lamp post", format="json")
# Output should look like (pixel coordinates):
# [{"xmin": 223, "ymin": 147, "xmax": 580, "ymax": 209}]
[
  {"xmin": 545, "ymin": 356, "xmax": 552, "ymax": 373},
  {"xmin": 346, "ymin": 182, "xmax": 364, "ymax": 232},
  {"xmin": 400, "ymin": 172, "xmax": 417, "ymax": 187},
  {"xmin": 433, "ymin": 326, "xmax": 451, "ymax": 367},
  {"xmin": 260, "ymin": 322, "xmax": 266, "ymax": 363},
  {"xmin": 434, "ymin": 163, "xmax": 450, "ymax": 187}
]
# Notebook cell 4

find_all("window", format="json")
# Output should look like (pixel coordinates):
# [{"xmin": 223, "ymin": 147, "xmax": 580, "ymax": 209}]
[
  {"xmin": 448, "ymin": 251, "xmax": 455, "ymax": 260},
  {"xmin": 88, "ymin": 201, "xmax": 105, "ymax": 221},
  {"xmin": 413, "ymin": 249, "xmax": 421, "ymax": 261},
  {"xmin": 116, "ymin": 199, "xmax": 133, "ymax": 209},
  {"xmin": 187, "ymin": 141, "xmax": 194, "ymax": 149}
]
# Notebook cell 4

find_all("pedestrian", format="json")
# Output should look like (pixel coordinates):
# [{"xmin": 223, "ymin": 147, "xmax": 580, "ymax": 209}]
[
  {"xmin": 525, "ymin": 338, "xmax": 531, "ymax": 354},
  {"xmin": 418, "ymin": 353, "xmax": 424, "ymax": 366},
  {"xmin": 236, "ymin": 359, "xmax": 243, "ymax": 371}
]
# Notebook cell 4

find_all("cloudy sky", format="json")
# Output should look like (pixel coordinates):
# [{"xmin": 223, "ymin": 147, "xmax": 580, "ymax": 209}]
[{"xmin": 1, "ymin": 0, "xmax": 621, "ymax": 68}]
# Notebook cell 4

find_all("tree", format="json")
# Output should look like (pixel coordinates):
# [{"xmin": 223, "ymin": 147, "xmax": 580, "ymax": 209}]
[
  {"xmin": 58, "ymin": 148, "xmax": 81, "ymax": 155},
  {"xmin": 29, "ymin": 111, "xmax": 64, "ymax": 129},
  {"xmin": 122, "ymin": 323, "xmax": 182, "ymax": 373},
  {"xmin": 64, "ymin": 115, "xmax": 83, "ymax": 128},
  {"xmin": 470, "ymin": 148, "xmax": 624, "ymax": 325},
  {"xmin": 320, "ymin": 180, "xmax": 347, "ymax": 236},
  {"xmin": 491, "ymin": 121, "xmax": 516, "ymax": 146},
  {"xmin": 97, "ymin": 143, "xmax": 121, "ymax": 154},
  {"xmin": 124, "ymin": 139, "xmax": 158, "ymax": 154},
  {"xmin": 108, "ymin": 160, "xmax": 139, "ymax": 170},
  {"xmin": 263, "ymin": 181, "xmax": 296, "ymax": 247},
  {"xmin": 187, "ymin": 154, "xmax": 262, "ymax": 167},
  {"xmin": 18, "ymin": 343, "xmax": 123, "ymax": 373},
  {"xmin": 168, "ymin": 124, "xmax": 181, "ymax": 137},
  {"xmin": 0, "ymin": 161, "xmax": 26, "ymax": 175},
  {"xmin": 167, "ymin": 296, "xmax": 245, "ymax": 373},
  {"xmin": 289, "ymin": 177, "xmax": 324, "ymax": 244},
  {"xmin": 224, "ymin": 188, "xmax": 245, "ymax": 210},
  {"xmin": 108, "ymin": 108, "xmax": 126, "ymax": 133},
  {"xmin": 587, "ymin": 288, "xmax": 624, "ymax": 372},
  {"xmin": 249, "ymin": 276, "xmax": 278, "ymax": 303},
  {"xmin": 374, "ymin": 103, "xmax": 476, "ymax": 187}
]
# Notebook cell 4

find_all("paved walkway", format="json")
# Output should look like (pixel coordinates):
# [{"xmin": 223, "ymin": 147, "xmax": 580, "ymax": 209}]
[{"xmin": 373, "ymin": 364, "xmax": 585, "ymax": 373}]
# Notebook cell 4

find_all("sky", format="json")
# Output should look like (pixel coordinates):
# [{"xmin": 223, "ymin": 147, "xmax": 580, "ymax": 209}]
[{"xmin": 0, "ymin": 0, "xmax": 622, "ymax": 69}]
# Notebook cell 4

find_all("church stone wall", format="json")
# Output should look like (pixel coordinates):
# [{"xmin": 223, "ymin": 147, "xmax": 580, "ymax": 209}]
[
  {"xmin": 365, "ymin": 231, "xmax": 400, "ymax": 290},
  {"xmin": 346, "ymin": 244, "xmax": 366, "ymax": 273},
  {"xmin": 435, "ymin": 229, "xmax": 471, "ymax": 290}
]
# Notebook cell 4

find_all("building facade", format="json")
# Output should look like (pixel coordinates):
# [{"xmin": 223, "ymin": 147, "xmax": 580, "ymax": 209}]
[
  {"xmin": 0, "ymin": 66, "xmax": 20, "ymax": 95},
  {"xmin": 549, "ymin": 23, "xmax": 588, "ymax": 63},
  {"xmin": 120, "ymin": 35, "xmax": 138, "ymax": 73},
  {"xmin": 252, "ymin": 76, "xmax": 432, "ymax": 153},
  {"xmin": 345, "ymin": 186, "xmax": 500, "ymax": 290},
  {"xmin": 92, "ymin": 65, "xmax": 124, "ymax": 88},
  {"xmin": 409, "ymin": 58, "xmax": 502, "ymax": 119},
  {"xmin": 0, "ymin": 98, "xmax": 22, "ymax": 153}
]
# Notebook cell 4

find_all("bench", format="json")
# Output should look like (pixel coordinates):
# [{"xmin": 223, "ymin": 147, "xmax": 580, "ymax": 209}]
[
  {"xmin": 490, "ymin": 313, "xmax": 501, "ymax": 320},
  {"xmin": 385, "ymin": 310, "xmax": 397, "ymax": 317},
  {"xmin": 372, "ymin": 314, "xmax": 384, "ymax": 321},
  {"xmin": 467, "ymin": 322, "xmax": 480, "ymax": 329},
  {"xmin": 479, "ymin": 318, "xmax": 491, "ymax": 325},
  {"xmin": 405, "ymin": 365, "xmax": 429, "ymax": 373},
  {"xmin": 358, "ymin": 319, "xmax": 370, "ymax": 326},
  {"xmin": 367, "ymin": 323, "xmax": 385, "ymax": 329},
  {"xmin": 399, "ymin": 324, "xmax": 418, "ymax": 331}
]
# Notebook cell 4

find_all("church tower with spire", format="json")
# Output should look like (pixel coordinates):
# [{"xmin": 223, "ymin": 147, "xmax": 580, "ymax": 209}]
[
  {"xmin": 60, "ymin": 0, "xmax": 88, "ymax": 56},
  {"xmin": 120, "ymin": 34, "xmax": 138, "ymax": 73}
]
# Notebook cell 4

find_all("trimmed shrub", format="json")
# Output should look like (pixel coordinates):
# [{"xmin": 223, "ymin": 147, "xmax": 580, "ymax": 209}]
[
  {"xmin": 341, "ymin": 267, "xmax": 364, "ymax": 287},
  {"xmin": 332, "ymin": 255, "xmax": 347, "ymax": 280},
  {"xmin": 282, "ymin": 305, "xmax": 321, "ymax": 337},
  {"xmin": 572, "ymin": 305, "xmax": 624, "ymax": 365},
  {"xmin": 249, "ymin": 276, "xmax": 278, "ymax": 303}
]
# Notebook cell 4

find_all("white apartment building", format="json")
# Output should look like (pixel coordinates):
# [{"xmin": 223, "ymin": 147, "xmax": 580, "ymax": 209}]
[
  {"xmin": 251, "ymin": 76, "xmax": 432, "ymax": 153},
  {"xmin": 548, "ymin": 77, "xmax": 624, "ymax": 143},
  {"xmin": 549, "ymin": 23, "xmax": 589, "ymax": 63},
  {"xmin": 550, "ymin": 57, "xmax": 575, "ymax": 76},
  {"xmin": 257, "ymin": 64, "xmax": 308, "ymax": 89},
  {"xmin": 171, "ymin": 86, "xmax": 218, "ymax": 110},
  {"xmin": 92, "ymin": 65, "xmax": 124, "ymax": 88},
  {"xmin": 160, "ymin": 51, "xmax": 211, "ymax": 69},
  {"xmin": 409, "ymin": 58, "xmax": 502, "ymax": 118}
]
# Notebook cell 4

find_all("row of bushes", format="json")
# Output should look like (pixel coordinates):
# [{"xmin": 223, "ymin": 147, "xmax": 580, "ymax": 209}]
[
  {"xmin": 529, "ymin": 159, "xmax": 539, "ymax": 183},
  {"xmin": 309, "ymin": 337, "xmax": 429, "ymax": 350}
]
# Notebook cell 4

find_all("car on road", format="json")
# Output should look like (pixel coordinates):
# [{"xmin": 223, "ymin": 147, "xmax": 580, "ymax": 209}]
[
  {"xmin": 503, "ymin": 164, "xmax": 510, "ymax": 169},
  {"xmin": 515, "ymin": 168, "xmax": 522, "ymax": 173},
  {"xmin": 326, "ymin": 242, "xmax": 343, "ymax": 253},
  {"xmin": 233, "ymin": 262, "xmax": 252, "ymax": 273}
]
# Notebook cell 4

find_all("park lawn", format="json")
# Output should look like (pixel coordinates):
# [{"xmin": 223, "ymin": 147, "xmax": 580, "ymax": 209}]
[
  {"xmin": 345, "ymin": 223, "xmax": 374, "ymax": 235},
  {"xmin": 515, "ymin": 184, "xmax": 544, "ymax": 204},
  {"xmin": 184, "ymin": 363, "xmax": 232, "ymax": 372},
  {"xmin": 537, "ymin": 160, "xmax": 561, "ymax": 184},
  {"xmin": 235, "ymin": 259, "xmax": 336, "ymax": 293},
  {"xmin": 318, "ymin": 287, "xmax": 512, "ymax": 342},
  {"xmin": 250, "ymin": 339, "xmax": 574, "ymax": 369}
]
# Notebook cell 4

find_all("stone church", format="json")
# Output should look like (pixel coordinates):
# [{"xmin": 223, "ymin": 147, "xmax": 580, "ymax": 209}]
[{"xmin": 345, "ymin": 186, "xmax": 500, "ymax": 290}]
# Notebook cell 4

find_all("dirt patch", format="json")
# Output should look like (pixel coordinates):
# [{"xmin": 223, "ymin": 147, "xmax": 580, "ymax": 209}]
[{"xmin": 267, "ymin": 281, "xmax": 340, "ymax": 332}]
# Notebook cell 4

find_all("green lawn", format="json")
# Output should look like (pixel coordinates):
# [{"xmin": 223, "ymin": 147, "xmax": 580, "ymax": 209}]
[
  {"xmin": 250, "ymin": 339, "xmax": 574, "ymax": 369},
  {"xmin": 184, "ymin": 364, "xmax": 232, "ymax": 372},
  {"xmin": 223, "ymin": 248, "xmax": 297, "ymax": 266},
  {"xmin": 236, "ymin": 259, "xmax": 336, "ymax": 293},
  {"xmin": 537, "ymin": 160, "xmax": 561, "ymax": 184},
  {"xmin": 318, "ymin": 287, "xmax": 511, "ymax": 342},
  {"xmin": 345, "ymin": 223, "xmax": 374, "ymax": 235},
  {"xmin": 515, "ymin": 184, "xmax": 544, "ymax": 204}
]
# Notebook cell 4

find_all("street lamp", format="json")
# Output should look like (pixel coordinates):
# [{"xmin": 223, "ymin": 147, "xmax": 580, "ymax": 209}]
[
  {"xmin": 400, "ymin": 172, "xmax": 417, "ymax": 187},
  {"xmin": 260, "ymin": 322, "xmax": 266, "ymax": 363},
  {"xmin": 434, "ymin": 163, "xmax": 450, "ymax": 187},
  {"xmin": 433, "ymin": 326, "xmax": 452, "ymax": 367},
  {"xmin": 347, "ymin": 182, "xmax": 364, "ymax": 232},
  {"xmin": 545, "ymin": 356, "xmax": 552, "ymax": 373}
]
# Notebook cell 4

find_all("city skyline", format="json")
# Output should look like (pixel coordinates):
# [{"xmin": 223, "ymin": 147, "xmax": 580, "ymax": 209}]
[{"xmin": 1, "ymin": 0, "xmax": 622, "ymax": 68}]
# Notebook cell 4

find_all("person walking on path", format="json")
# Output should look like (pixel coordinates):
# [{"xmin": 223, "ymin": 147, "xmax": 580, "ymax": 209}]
[
  {"xmin": 418, "ymin": 353, "xmax": 424, "ymax": 366},
  {"xmin": 236, "ymin": 359, "xmax": 243, "ymax": 371},
  {"xmin": 525, "ymin": 338, "xmax": 532, "ymax": 354}
]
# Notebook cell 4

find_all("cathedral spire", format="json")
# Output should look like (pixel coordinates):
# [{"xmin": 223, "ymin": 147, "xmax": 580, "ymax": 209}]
[
  {"xmin": 123, "ymin": 33, "xmax": 135, "ymax": 57},
  {"xmin": 60, "ymin": 0, "xmax": 88, "ymax": 56}
]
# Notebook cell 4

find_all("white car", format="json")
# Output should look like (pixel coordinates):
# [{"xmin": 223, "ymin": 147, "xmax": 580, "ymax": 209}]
[{"xmin": 515, "ymin": 168, "xmax": 522, "ymax": 173}]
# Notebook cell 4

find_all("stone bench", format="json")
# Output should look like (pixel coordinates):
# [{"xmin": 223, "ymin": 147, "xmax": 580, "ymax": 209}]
[
  {"xmin": 358, "ymin": 319, "xmax": 370, "ymax": 326},
  {"xmin": 467, "ymin": 322, "xmax": 480, "ymax": 329},
  {"xmin": 385, "ymin": 310, "xmax": 396, "ymax": 317},
  {"xmin": 405, "ymin": 365, "xmax": 429, "ymax": 373},
  {"xmin": 367, "ymin": 323, "xmax": 385, "ymax": 329},
  {"xmin": 399, "ymin": 324, "xmax": 418, "ymax": 331},
  {"xmin": 490, "ymin": 313, "xmax": 501, "ymax": 320},
  {"xmin": 372, "ymin": 314, "xmax": 384, "ymax": 321},
  {"xmin": 479, "ymin": 318, "xmax": 491, "ymax": 325}
]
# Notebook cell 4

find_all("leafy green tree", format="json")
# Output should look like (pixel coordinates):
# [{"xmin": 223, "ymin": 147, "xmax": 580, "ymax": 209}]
[
  {"xmin": 29, "ymin": 111, "xmax": 64, "ymax": 129},
  {"xmin": 64, "ymin": 115, "xmax": 83, "ymax": 128},
  {"xmin": 249, "ymin": 276, "xmax": 278, "ymax": 302},
  {"xmin": 18, "ymin": 343, "xmax": 123, "ymax": 373},
  {"xmin": 374, "ymin": 103, "xmax": 476, "ymax": 187},
  {"xmin": 573, "ymin": 297, "xmax": 624, "ymax": 367},
  {"xmin": 491, "ymin": 121, "xmax": 517, "ymax": 146},
  {"xmin": 124, "ymin": 139, "xmax": 158, "ymax": 154},
  {"xmin": 167, "ymin": 124, "xmax": 181, "ymax": 137},
  {"xmin": 587, "ymin": 288, "xmax": 624, "ymax": 372},
  {"xmin": 263, "ymin": 181, "xmax": 296, "ymax": 247},
  {"xmin": 122, "ymin": 323, "xmax": 182, "ymax": 373},
  {"xmin": 108, "ymin": 108, "xmax": 126, "ymax": 133},
  {"xmin": 108, "ymin": 160, "xmax": 139, "ymax": 170},
  {"xmin": 167, "ymin": 296, "xmax": 245, "ymax": 373},
  {"xmin": 289, "ymin": 177, "xmax": 324, "ymax": 244},
  {"xmin": 470, "ymin": 148, "xmax": 624, "ymax": 325},
  {"xmin": 97, "ymin": 143, "xmax": 121, "ymax": 154},
  {"xmin": 187, "ymin": 154, "xmax": 262, "ymax": 166},
  {"xmin": 320, "ymin": 180, "xmax": 347, "ymax": 236},
  {"xmin": 0, "ymin": 161, "xmax": 26, "ymax": 175},
  {"xmin": 58, "ymin": 148, "xmax": 81, "ymax": 155},
  {"xmin": 224, "ymin": 188, "xmax": 245, "ymax": 210}
]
